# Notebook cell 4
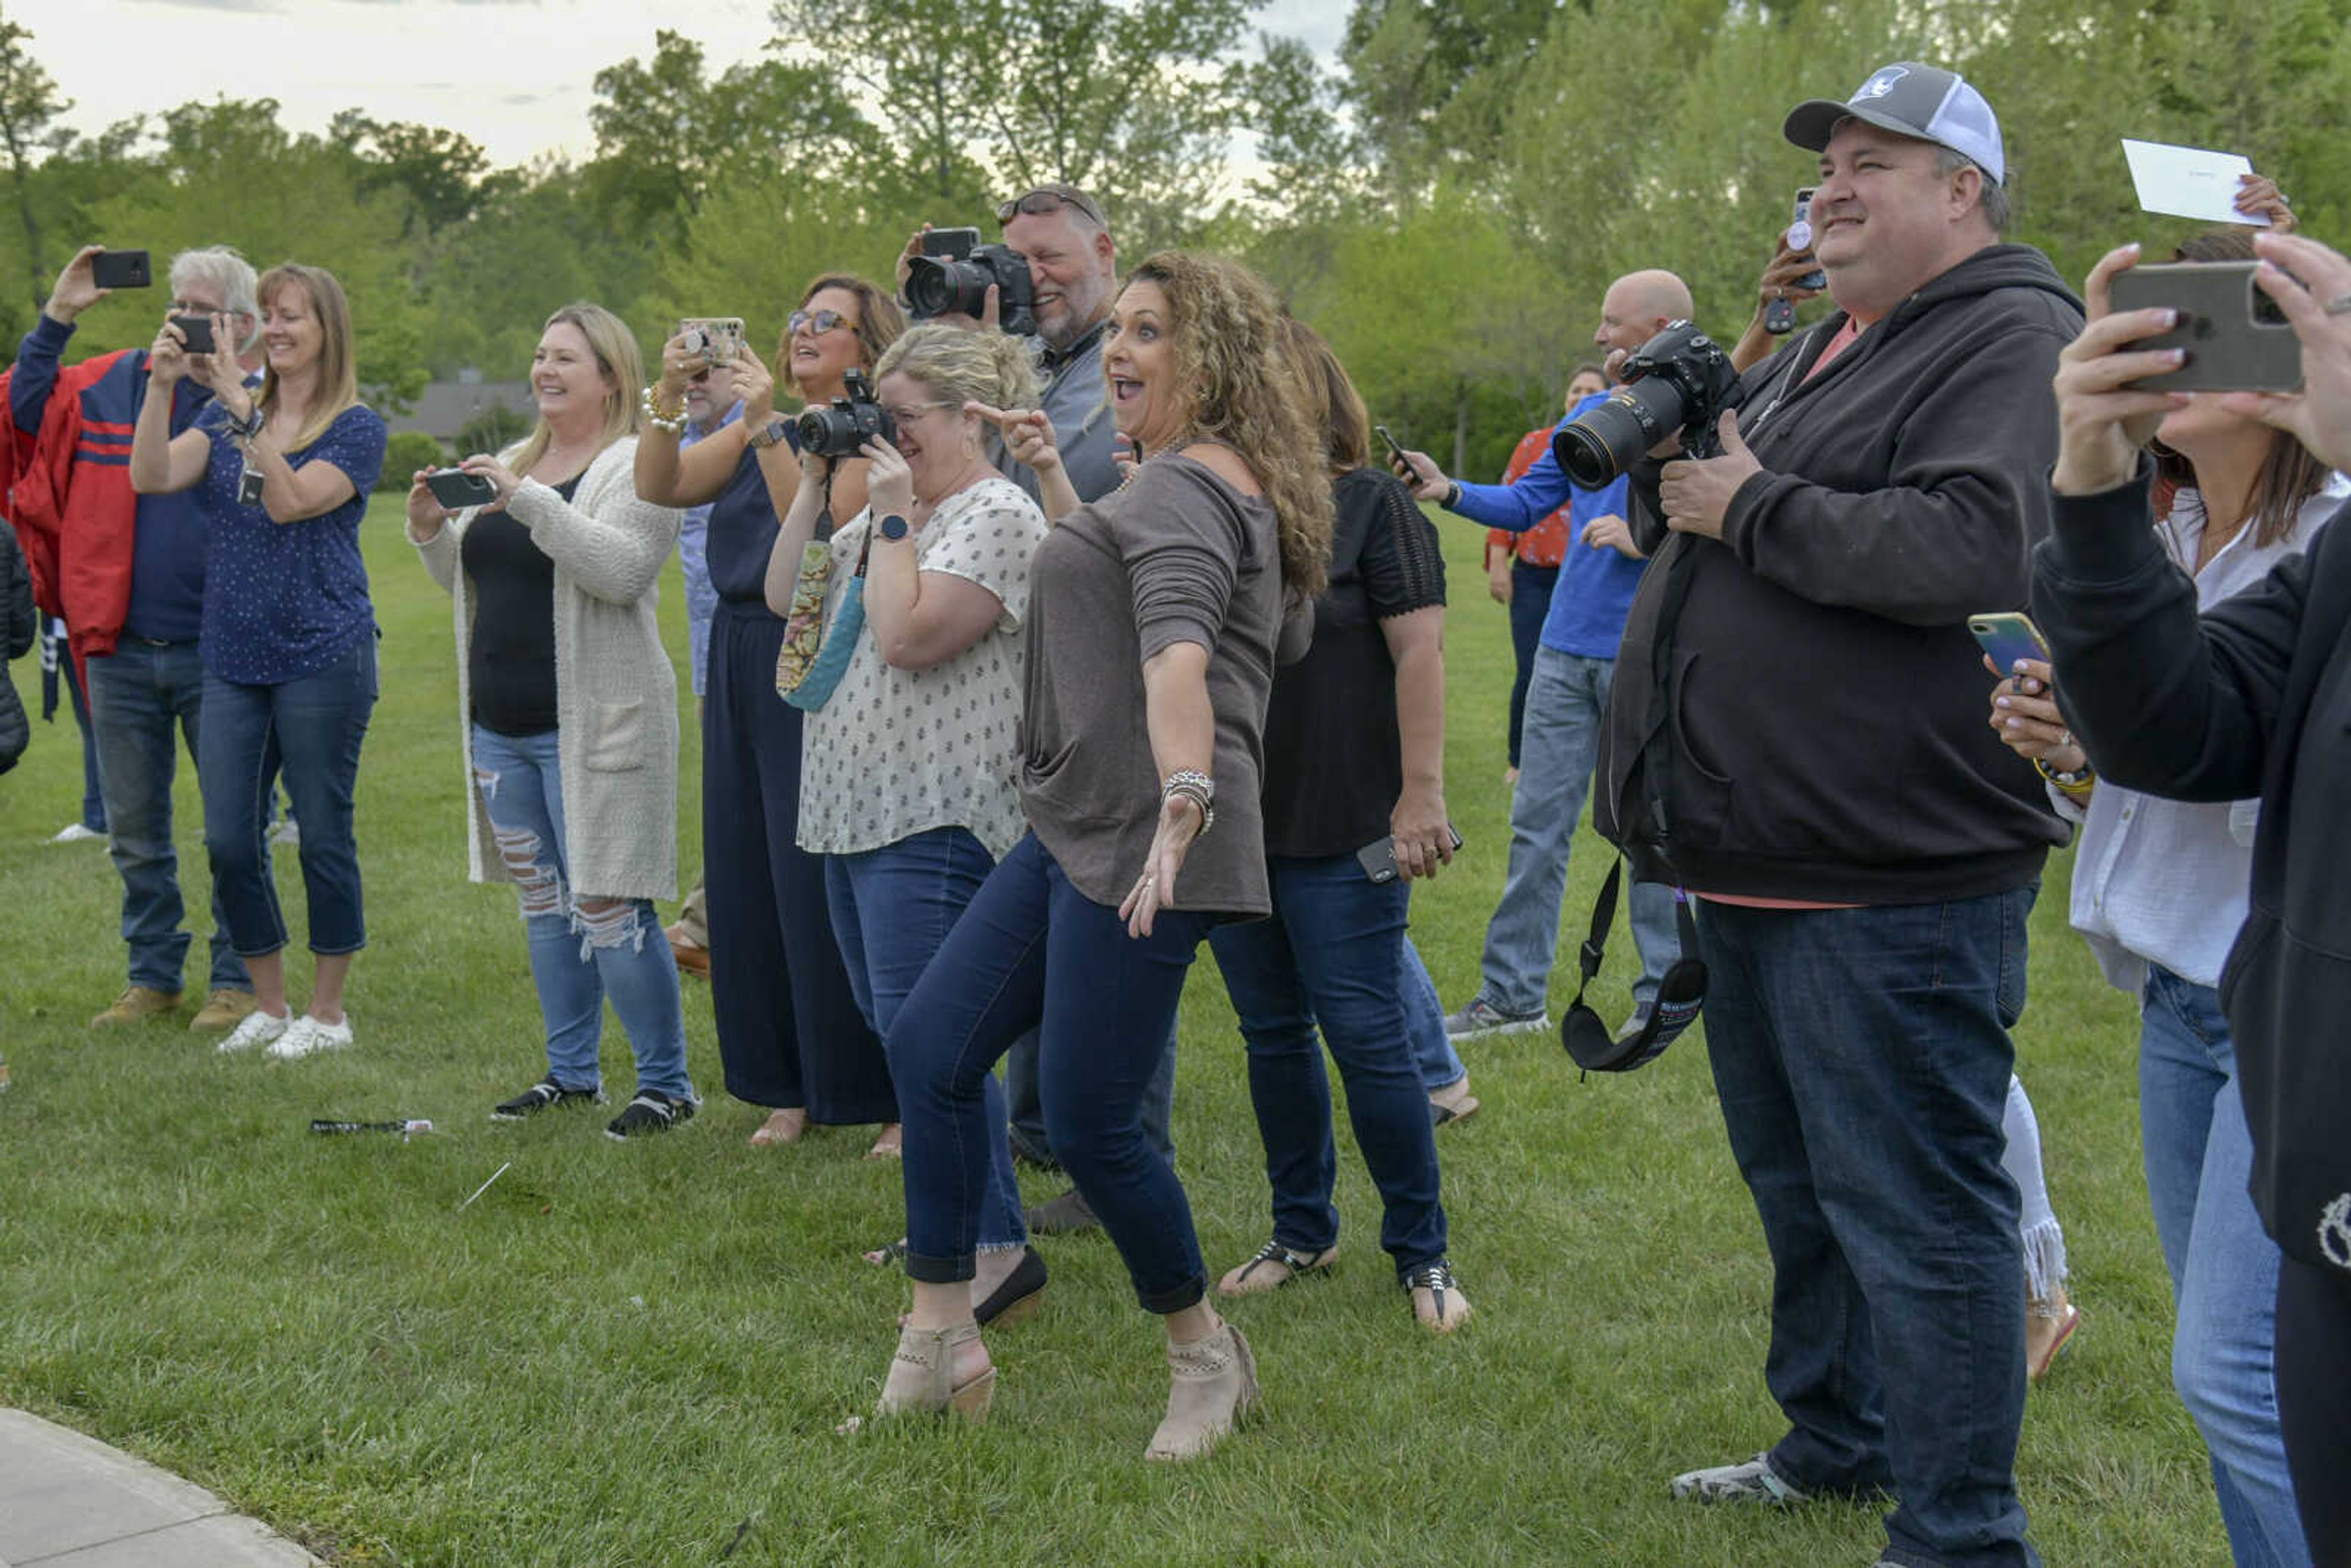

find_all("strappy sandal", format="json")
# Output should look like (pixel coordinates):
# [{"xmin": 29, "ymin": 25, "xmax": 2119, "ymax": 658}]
[
  {"xmin": 1402, "ymin": 1259, "xmax": 1472, "ymax": 1333},
  {"xmin": 1216, "ymin": 1239, "xmax": 1338, "ymax": 1297}
]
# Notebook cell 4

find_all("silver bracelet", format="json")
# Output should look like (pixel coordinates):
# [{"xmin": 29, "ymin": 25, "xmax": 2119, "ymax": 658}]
[{"xmin": 1163, "ymin": 768, "xmax": 1215, "ymax": 837}]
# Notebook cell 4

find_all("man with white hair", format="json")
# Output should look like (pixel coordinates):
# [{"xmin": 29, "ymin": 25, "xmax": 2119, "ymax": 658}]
[{"xmin": 9, "ymin": 244, "xmax": 266, "ymax": 1032}]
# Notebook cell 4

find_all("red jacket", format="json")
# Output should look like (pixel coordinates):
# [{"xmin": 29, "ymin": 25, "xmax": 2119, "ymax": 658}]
[{"xmin": 2, "ymin": 347, "xmax": 147, "ymax": 672}]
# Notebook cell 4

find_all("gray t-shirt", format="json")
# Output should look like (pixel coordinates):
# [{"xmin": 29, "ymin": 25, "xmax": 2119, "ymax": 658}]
[
  {"xmin": 999, "ymin": 322, "xmax": 1122, "ymax": 506},
  {"xmin": 1019, "ymin": 454, "xmax": 1281, "ymax": 917}
]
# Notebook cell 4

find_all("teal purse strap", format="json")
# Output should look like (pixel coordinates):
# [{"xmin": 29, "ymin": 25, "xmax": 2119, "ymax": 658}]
[{"xmin": 782, "ymin": 534, "xmax": 869, "ymax": 712}]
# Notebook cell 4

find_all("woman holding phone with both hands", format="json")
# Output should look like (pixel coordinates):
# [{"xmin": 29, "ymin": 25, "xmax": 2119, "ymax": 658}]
[
  {"xmin": 635, "ymin": 276, "xmax": 903, "ymax": 1155},
  {"xmin": 128, "ymin": 263, "xmax": 385, "ymax": 1059},
  {"xmin": 406, "ymin": 302, "xmax": 699, "ymax": 1139}
]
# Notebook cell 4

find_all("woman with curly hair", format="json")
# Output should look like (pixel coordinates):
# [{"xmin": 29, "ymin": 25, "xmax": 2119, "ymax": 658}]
[{"xmin": 860, "ymin": 252, "xmax": 1330, "ymax": 1458}]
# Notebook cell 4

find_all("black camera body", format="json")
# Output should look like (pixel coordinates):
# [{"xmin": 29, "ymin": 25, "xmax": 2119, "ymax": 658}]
[
  {"xmin": 904, "ymin": 230, "xmax": 1038, "ymax": 337},
  {"xmin": 797, "ymin": 369, "xmax": 895, "ymax": 458},
  {"xmin": 1551, "ymin": 320, "xmax": 1741, "ymax": 490}
]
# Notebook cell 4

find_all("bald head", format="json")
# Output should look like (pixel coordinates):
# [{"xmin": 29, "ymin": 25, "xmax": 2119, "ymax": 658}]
[{"xmin": 1594, "ymin": 269, "xmax": 1694, "ymax": 362}]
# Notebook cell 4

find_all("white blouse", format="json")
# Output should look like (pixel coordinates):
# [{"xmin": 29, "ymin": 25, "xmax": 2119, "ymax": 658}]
[{"xmin": 795, "ymin": 475, "xmax": 1048, "ymax": 861}]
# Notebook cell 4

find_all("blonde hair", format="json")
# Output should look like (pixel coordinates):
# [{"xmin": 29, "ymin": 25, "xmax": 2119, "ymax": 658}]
[
  {"xmin": 255, "ymin": 264, "xmax": 359, "ymax": 454},
  {"xmin": 1128, "ymin": 251, "xmax": 1333, "ymax": 598},
  {"xmin": 509, "ymin": 302, "xmax": 642, "ymax": 475},
  {"xmin": 875, "ymin": 323, "xmax": 1041, "ymax": 418}
]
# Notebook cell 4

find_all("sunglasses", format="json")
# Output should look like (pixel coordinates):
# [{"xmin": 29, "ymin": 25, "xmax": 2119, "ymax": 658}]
[
  {"xmin": 1558, "ymin": 865, "xmax": 1708, "ymax": 1073},
  {"xmin": 789, "ymin": 308, "xmax": 857, "ymax": 337},
  {"xmin": 995, "ymin": 185, "xmax": 1106, "ymax": 229}
]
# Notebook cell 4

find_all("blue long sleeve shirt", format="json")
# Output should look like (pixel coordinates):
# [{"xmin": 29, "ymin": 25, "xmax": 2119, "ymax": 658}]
[
  {"xmin": 14, "ymin": 313, "xmax": 215, "ymax": 643},
  {"xmin": 1446, "ymin": 390, "xmax": 1647, "ymax": 660}
]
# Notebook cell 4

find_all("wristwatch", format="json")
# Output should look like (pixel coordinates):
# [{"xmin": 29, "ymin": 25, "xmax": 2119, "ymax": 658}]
[
  {"xmin": 746, "ymin": 419, "xmax": 791, "ymax": 450},
  {"xmin": 877, "ymin": 512, "xmax": 910, "ymax": 542}
]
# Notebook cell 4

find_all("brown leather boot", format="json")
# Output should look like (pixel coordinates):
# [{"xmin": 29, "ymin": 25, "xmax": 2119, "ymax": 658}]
[{"xmin": 89, "ymin": 985, "xmax": 181, "ymax": 1026}]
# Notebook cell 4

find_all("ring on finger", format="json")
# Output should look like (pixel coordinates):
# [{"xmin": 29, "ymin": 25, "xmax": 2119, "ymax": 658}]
[{"xmin": 2324, "ymin": 291, "xmax": 2351, "ymax": 318}]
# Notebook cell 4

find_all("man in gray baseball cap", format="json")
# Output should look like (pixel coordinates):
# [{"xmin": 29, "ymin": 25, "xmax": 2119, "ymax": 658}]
[{"xmin": 1597, "ymin": 58, "xmax": 2080, "ymax": 1568}]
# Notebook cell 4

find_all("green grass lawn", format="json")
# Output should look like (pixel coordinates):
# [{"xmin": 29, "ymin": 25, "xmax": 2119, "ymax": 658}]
[{"xmin": 0, "ymin": 498, "xmax": 2229, "ymax": 1566}]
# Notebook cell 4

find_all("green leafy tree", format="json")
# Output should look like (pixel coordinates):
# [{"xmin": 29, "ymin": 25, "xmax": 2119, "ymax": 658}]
[{"xmin": 0, "ymin": 10, "xmax": 70, "ymax": 318}]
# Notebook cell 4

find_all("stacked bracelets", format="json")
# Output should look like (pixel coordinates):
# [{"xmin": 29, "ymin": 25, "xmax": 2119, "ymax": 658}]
[
  {"xmin": 640, "ymin": 384, "xmax": 687, "ymax": 435},
  {"xmin": 2034, "ymin": 756, "xmax": 2095, "ymax": 798},
  {"xmin": 222, "ymin": 402, "xmax": 264, "ymax": 443},
  {"xmin": 1163, "ymin": 768, "xmax": 1215, "ymax": 836}
]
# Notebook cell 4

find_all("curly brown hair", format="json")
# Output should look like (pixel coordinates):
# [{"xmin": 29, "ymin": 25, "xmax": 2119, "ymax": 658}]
[{"xmin": 1127, "ymin": 251, "xmax": 1333, "ymax": 599}]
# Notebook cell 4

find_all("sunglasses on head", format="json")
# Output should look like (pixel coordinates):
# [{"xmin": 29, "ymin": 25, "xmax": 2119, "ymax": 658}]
[
  {"xmin": 790, "ymin": 308, "xmax": 856, "ymax": 336},
  {"xmin": 1558, "ymin": 863, "xmax": 1708, "ymax": 1073},
  {"xmin": 995, "ymin": 185, "xmax": 1105, "ymax": 229}
]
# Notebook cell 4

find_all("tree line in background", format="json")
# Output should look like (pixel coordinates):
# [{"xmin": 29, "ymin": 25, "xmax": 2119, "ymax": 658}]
[{"xmin": 1, "ymin": 0, "xmax": 2345, "ymax": 482}]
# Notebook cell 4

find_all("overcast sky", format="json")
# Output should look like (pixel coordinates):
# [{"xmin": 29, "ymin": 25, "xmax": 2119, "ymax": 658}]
[{"xmin": 15, "ymin": 0, "xmax": 1351, "ymax": 169}]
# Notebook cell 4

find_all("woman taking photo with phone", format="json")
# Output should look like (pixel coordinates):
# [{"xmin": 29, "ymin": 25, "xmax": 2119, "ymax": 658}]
[
  {"xmin": 128, "ymin": 262, "xmax": 384, "ymax": 1058},
  {"xmin": 635, "ymin": 275, "xmax": 904, "ymax": 1153},
  {"xmin": 864, "ymin": 252, "xmax": 1331, "ymax": 1461},
  {"xmin": 1204, "ymin": 318, "xmax": 1469, "ymax": 1333},
  {"xmin": 768, "ymin": 323, "xmax": 1050, "ymax": 1319},
  {"xmin": 405, "ymin": 302, "xmax": 697, "ymax": 1139},
  {"xmin": 1992, "ymin": 227, "xmax": 2334, "ymax": 1567}
]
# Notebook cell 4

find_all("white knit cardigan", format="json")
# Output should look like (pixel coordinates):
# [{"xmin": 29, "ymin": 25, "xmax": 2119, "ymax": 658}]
[{"xmin": 408, "ymin": 437, "xmax": 683, "ymax": 901}]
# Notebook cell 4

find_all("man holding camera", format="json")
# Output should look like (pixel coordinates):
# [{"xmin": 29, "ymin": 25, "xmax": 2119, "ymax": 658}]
[
  {"xmin": 9, "ymin": 244, "xmax": 267, "ymax": 1033},
  {"xmin": 1598, "ymin": 66, "xmax": 2077, "ymax": 1568},
  {"xmin": 893, "ymin": 182, "xmax": 1166, "ymax": 1232},
  {"xmin": 1393, "ymin": 269, "xmax": 1691, "ymax": 1046}
]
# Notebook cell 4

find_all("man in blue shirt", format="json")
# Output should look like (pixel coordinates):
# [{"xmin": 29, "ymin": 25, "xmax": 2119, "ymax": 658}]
[
  {"xmin": 15, "ymin": 244, "xmax": 264, "ymax": 1032},
  {"xmin": 1395, "ymin": 268, "xmax": 1692, "ymax": 1041}
]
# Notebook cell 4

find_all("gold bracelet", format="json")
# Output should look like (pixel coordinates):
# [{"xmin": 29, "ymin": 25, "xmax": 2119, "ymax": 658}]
[{"xmin": 640, "ymin": 384, "xmax": 686, "ymax": 434}]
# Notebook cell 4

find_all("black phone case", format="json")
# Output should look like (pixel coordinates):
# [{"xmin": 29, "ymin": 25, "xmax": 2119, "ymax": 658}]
[
  {"xmin": 92, "ymin": 251, "xmax": 151, "ymax": 290},
  {"xmin": 173, "ymin": 315, "xmax": 215, "ymax": 354},
  {"xmin": 2109, "ymin": 262, "xmax": 2303, "ymax": 392},
  {"xmin": 426, "ymin": 471, "xmax": 498, "ymax": 509},
  {"xmin": 1356, "ymin": 828, "xmax": 1464, "ymax": 884}
]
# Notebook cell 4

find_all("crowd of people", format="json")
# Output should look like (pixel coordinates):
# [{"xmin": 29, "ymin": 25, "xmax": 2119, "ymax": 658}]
[{"xmin": 5, "ymin": 52, "xmax": 2349, "ymax": 1568}]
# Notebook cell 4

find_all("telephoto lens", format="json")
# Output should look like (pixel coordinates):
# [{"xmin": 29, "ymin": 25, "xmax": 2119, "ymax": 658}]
[{"xmin": 1554, "ymin": 383, "xmax": 1687, "ymax": 490}]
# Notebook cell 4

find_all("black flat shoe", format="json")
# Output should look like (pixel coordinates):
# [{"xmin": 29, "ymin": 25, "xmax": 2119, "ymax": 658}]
[{"xmin": 976, "ymin": 1245, "xmax": 1048, "ymax": 1327}]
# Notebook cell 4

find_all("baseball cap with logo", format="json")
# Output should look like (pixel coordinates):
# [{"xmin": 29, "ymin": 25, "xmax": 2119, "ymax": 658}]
[{"xmin": 1783, "ymin": 61, "xmax": 2005, "ymax": 187}]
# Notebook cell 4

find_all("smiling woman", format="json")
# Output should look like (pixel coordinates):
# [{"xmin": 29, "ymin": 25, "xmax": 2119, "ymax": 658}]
[
  {"xmin": 401, "ymin": 301, "xmax": 697, "ymax": 1141},
  {"xmin": 124, "ymin": 261, "xmax": 387, "ymax": 1060}
]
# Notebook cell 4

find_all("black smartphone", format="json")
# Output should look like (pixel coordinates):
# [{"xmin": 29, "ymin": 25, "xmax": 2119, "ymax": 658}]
[
  {"xmin": 921, "ymin": 227, "xmax": 982, "ymax": 260},
  {"xmin": 1356, "ymin": 827, "xmax": 1464, "ymax": 885},
  {"xmin": 1790, "ymin": 189, "xmax": 1826, "ymax": 291},
  {"xmin": 91, "ymin": 250, "xmax": 151, "ymax": 290},
  {"xmin": 425, "ymin": 468, "xmax": 499, "ymax": 509},
  {"xmin": 2107, "ymin": 261, "xmax": 2303, "ymax": 392},
  {"xmin": 172, "ymin": 314, "xmax": 216, "ymax": 355}
]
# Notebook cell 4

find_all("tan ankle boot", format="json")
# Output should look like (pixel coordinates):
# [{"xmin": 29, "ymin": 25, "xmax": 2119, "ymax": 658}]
[
  {"xmin": 1146, "ymin": 1321, "xmax": 1258, "ymax": 1461},
  {"xmin": 875, "ymin": 1321, "xmax": 994, "ymax": 1422}
]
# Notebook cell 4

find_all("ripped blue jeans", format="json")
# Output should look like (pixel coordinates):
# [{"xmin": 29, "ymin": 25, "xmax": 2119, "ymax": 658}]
[{"xmin": 470, "ymin": 725, "xmax": 693, "ymax": 1101}]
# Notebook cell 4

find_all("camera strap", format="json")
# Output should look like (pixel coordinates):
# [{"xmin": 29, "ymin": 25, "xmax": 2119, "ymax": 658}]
[{"xmin": 1558, "ymin": 861, "xmax": 1707, "ymax": 1074}]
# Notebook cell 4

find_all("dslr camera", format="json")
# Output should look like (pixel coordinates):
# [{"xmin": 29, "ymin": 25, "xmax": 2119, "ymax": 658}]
[
  {"xmin": 904, "ymin": 227, "xmax": 1039, "ymax": 337},
  {"xmin": 1552, "ymin": 320, "xmax": 1741, "ymax": 490},
  {"xmin": 797, "ymin": 369, "xmax": 895, "ymax": 457}
]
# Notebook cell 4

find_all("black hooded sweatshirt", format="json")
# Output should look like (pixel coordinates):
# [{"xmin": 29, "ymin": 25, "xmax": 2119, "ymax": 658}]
[{"xmin": 1596, "ymin": 242, "xmax": 2083, "ymax": 903}]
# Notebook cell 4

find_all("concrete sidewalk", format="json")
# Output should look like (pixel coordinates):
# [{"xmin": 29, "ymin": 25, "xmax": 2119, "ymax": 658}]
[{"xmin": 0, "ymin": 1409, "xmax": 319, "ymax": 1566}]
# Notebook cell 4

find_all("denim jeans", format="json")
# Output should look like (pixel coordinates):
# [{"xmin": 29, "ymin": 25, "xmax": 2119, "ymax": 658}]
[
  {"xmin": 891, "ymin": 833, "xmax": 1213, "ymax": 1312},
  {"xmin": 199, "ymin": 635, "xmax": 376, "ymax": 957},
  {"xmin": 469, "ymin": 726, "xmax": 692, "ymax": 1101},
  {"xmin": 1208, "ymin": 855, "xmax": 1449, "ymax": 1273},
  {"xmin": 2138, "ymin": 967, "xmax": 2310, "ymax": 1568},
  {"xmin": 1504, "ymin": 560, "xmax": 1558, "ymax": 770},
  {"xmin": 1479, "ymin": 646, "xmax": 1675, "ymax": 1016},
  {"xmin": 1696, "ymin": 890, "xmax": 2038, "ymax": 1568},
  {"xmin": 825, "ymin": 825, "xmax": 1025, "ymax": 1251},
  {"xmin": 64, "ymin": 643, "xmax": 106, "ymax": 833},
  {"xmin": 1005, "ymin": 1010, "xmax": 1177, "ymax": 1168},
  {"xmin": 1401, "ymin": 936, "xmax": 1466, "ymax": 1090},
  {"xmin": 84, "ymin": 639, "xmax": 247, "ymax": 994}
]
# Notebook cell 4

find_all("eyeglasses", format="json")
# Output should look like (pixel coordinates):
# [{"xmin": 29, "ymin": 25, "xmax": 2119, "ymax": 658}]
[
  {"xmin": 881, "ymin": 400, "xmax": 956, "ymax": 426},
  {"xmin": 995, "ymin": 184, "xmax": 1106, "ymax": 230},
  {"xmin": 789, "ymin": 309, "xmax": 857, "ymax": 337}
]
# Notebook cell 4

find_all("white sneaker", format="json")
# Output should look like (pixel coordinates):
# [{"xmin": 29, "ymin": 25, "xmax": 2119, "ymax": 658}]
[
  {"xmin": 217, "ymin": 1008, "xmax": 290, "ymax": 1054},
  {"xmin": 268, "ymin": 1014, "xmax": 353, "ymax": 1060},
  {"xmin": 51, "ymin": 822, "xmax": 105, "ymax": 844}
]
